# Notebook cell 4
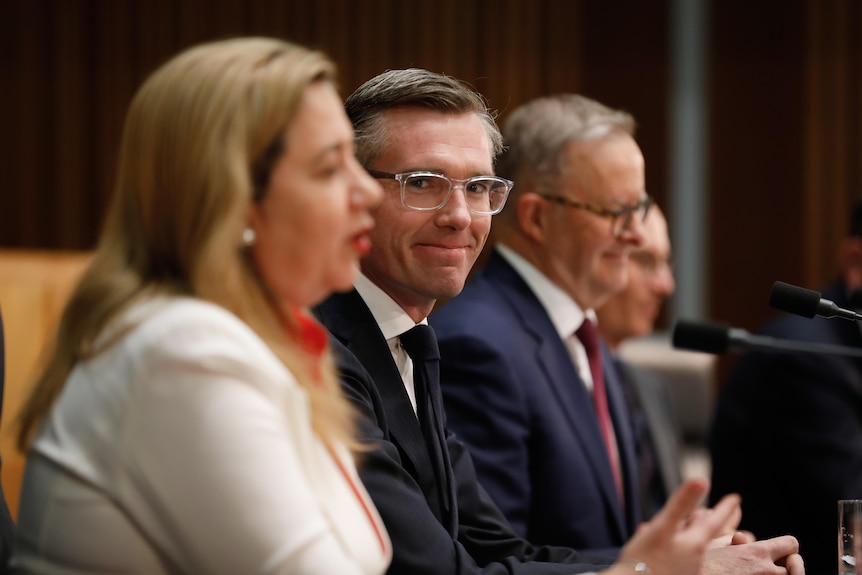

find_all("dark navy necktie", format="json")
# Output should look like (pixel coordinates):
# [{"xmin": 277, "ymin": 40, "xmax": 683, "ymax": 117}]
[
  {"xmin": 400, "ymin": 325, "xmax": 440, "ymax": 427},
  {"xmin": 400, "ymin": 325, "xmax": 456, "ymax": 531}
]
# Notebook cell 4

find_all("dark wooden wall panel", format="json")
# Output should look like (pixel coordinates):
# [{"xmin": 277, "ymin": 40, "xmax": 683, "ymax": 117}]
[
  {"xmin": 803, "ymin": 0, "xmax": 862, "ymax": 290},
  {"xmin": 709, "ymin": 0, "xmax": 807, "ymax": 333},
  {"xmin": 1, "ymin": 0, "xmax": 606, "ymax": 251},
  {"xmin": 578, "ymin": 0, "xmax": 670, "ymax": 213},
  {"xmin": 707, "ymin": 0, "xmax": 862, "ymax": 341}
]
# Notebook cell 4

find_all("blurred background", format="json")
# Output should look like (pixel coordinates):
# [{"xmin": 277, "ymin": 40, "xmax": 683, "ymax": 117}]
[{"xmin": 0, "ymin": 0, "xmax": 861, "ymax": 510}]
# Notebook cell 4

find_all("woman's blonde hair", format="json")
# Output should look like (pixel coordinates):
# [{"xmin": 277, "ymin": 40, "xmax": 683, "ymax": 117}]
[{"xmin": 18, "ymin": 37, "xmax": 360, "ymax": 454}]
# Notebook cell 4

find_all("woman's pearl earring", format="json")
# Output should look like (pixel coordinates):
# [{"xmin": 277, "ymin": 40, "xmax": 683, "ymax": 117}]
[{"xmin": 242, "ymin": 227, "xmax": 256, "ymax": 246}]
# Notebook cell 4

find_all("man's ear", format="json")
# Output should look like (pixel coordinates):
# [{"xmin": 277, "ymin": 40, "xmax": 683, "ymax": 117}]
[
  {"xmin": 842, "ymin": 237, "xmax": 862, "ymax": 290},
  {"xmin": 517, "ymin": 192, "xmax": 550, "ymax": 244}
]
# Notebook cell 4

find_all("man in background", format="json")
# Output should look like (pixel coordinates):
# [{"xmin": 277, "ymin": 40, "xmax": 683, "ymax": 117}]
[
  {"xmin": 433, "ymin": 93, "xmax": 653, "ymax": 553},
  {"xmin": 432, "ymin": 94, "xmax": 799, "ymax": 573},
  {"xmin": 710, "ymin": 199, "xmax": 862, "ymax": 575},
  {"xmin": 596, "ymin": 204, "xmax": 683, "ymax": 520}
]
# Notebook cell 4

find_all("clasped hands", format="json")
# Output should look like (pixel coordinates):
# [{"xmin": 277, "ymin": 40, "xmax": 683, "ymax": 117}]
[{"xmin": 605, "ymin": 478, "xmax": 804, "ymax": 575}]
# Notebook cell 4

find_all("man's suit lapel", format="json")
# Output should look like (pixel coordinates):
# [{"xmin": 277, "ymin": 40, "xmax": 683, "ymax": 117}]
[
  {"xmin": 485, "ymin": 253, "xmax": 630, "ymax": 539},
  {"xmin": 315, "ymin": 290, "xmax": 457, "ymax": 533}
]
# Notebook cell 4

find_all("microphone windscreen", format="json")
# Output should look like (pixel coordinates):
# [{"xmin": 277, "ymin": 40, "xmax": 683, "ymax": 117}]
[
  {"xmin": 672, "ymin": 320, "xmax": 731, "ymax": 354},
  {"xmin": 769, "ymin": 281, "xmax": 820, "ymax": 318}
]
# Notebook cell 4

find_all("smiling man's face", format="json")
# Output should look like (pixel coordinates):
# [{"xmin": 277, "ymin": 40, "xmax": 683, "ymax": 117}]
[{"xmin": 360, "ymin": 107, "xmax": 494, "ymax": 321}]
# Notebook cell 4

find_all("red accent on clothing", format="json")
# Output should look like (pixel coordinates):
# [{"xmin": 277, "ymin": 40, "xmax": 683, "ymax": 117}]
[{"xmin": 295, "ymin": 309, "xmax": 328, "ymax": 359}]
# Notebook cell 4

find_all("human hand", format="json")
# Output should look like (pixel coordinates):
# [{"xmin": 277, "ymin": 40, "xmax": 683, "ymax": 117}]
[
  {"xmin": 731, "ymin": 530, "xmax": 757, "ymax": 545},
  {"xmin": 699, "ymin": 535, "xmax": 803, "ymax": 575},
  {"xmin": 706, "ymin": 528, "xmax": 757, "ymax": 550},
  {"xmin": 685, "ymin": 495, "xmax": 752, "ymax": 550},
  {"xmin": 604, "ymin": 478, "xmax": 741, "ymax": 575}
]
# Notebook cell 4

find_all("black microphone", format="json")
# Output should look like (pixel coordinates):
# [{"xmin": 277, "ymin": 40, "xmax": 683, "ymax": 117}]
[
  {"xmin": 672, "ymin": 319, "xmax": 862, "ymax": 358},
  {"xmin": 770, "ymin": 281, "xmax": 862, "ymax": 321}
]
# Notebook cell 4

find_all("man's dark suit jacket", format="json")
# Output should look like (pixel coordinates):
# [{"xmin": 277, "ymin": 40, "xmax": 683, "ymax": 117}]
[
  {"xmin": 0, "ymin": 309, "xmax": 16, "ymax": 568},
  {"xmin": 709, "ymin": 279, "xmax": 862, "ymax": 575},
  {"xmin": 314, "ymin": 290, "xmax": 612, "ymax": 575},
  {"xmin": 430, "ymin": 251, "xmax": 640, "ymax": 555}
]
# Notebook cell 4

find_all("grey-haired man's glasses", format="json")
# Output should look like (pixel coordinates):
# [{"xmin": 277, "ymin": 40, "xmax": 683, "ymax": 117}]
[
  {"xmin": 367, "ymin": 169, "xmax": 514, "ymax": 215},
  {"xmin": 538, "ymin": 193, "xmax": 653, "ymax": 237}
]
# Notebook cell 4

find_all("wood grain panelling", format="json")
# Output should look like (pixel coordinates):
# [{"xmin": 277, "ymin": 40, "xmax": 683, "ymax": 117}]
[
  {"xmin": 708, "ymin": 0, "xmax": 862, "ymax": 341},
  {"xmin": 578, "ymin": 0, "xmax": 670, "ymax": 215},
  {"xmin": 709, "ymin": 0, "xmax": 808, "ymax": 333},
  {"xmin": 804, "ymin": 0, "xmax": 862, "ymax": 289},
  {"xmin": 3, "ymin": 0, "xmax": 616, "ymax": 251}
]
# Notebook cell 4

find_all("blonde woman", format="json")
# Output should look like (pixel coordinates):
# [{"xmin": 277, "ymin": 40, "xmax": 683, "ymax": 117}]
[{"xmin": 11, "ymin": 37, "xmax": 388, "ymax": 574}]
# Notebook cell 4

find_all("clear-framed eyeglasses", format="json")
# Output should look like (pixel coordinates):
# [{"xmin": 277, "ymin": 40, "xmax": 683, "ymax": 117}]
[
  {"xmin": 537, "ymin": 193, "xmax": 653, "ymax": 237},
  {"xmin": 367, "ymin": 169, "xmax": 514, "ymax": 215}
]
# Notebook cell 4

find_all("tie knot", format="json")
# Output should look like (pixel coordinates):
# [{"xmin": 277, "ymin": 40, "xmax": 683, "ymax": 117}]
[
  {"xmin": 575, "ymin": 319, "xmax": 600, "ymax": 355},
  {"xmin": 400, "ymin": 325, "xmax": 440, "ymax": 362}
]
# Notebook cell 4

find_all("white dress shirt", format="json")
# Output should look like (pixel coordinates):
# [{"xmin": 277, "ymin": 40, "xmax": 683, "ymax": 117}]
[{"xmin": 355, "ymin": 272, "xmax": 426, "ymax": 416}]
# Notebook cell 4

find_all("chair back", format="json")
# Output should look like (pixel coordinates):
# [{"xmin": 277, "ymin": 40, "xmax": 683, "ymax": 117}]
[{"xmin": 0, "ymin": 308, "xmax": 15, "ymax": 569}]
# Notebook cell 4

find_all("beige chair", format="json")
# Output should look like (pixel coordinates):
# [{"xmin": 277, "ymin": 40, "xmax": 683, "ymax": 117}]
[
  {"xmin": 0, "ymin": 308, "xmax": 16, "ymax": 567},
  {"xmin": 0, "ymin": 249, "xmax": 91, "ymax": 518}
]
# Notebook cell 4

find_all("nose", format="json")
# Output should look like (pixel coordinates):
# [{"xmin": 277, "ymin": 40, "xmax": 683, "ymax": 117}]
[
  {"xmin": 659, "ymin": 267, "xmax": 676, "ymax": 296},
  {"xmin": 351, "ymin": 161, "xmax": 383, "ymax": 209},
  {"xmin": 651, "ymin": 262, "xmax": 675, "ymax": 297},
  {"xmin": 617, "ymin": 214, "xmax": 646, "ymax": 245},
  {"xmin": 435, "ymin": 183, "xmax": 473, "ymax": 229}
]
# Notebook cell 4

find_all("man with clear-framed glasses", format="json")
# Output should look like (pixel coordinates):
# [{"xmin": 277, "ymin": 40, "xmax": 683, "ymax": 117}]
[
  {"xmin": 431, "ymin": 93, "xmax": 804, "ymax": 572},
  {"xmin": 314, "ymin": 69, "xmax": 607, "ymax": 575},
  {"xmin": 315, "ymin": 74, "xmax": 804, "ymax": 574}
]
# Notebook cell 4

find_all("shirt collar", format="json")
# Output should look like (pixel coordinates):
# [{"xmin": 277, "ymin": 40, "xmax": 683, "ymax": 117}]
[
  {"xmin": 354, "ymin": 272, "xmax": 426, "ymax": 341},
  {"xmin": 495, "ymin": 244, "xmax": 595, "ymax": 337}
]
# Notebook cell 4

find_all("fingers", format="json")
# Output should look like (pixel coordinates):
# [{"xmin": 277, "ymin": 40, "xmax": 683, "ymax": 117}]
[
  {"xmin": 783, "ymin": 553, "xmax": 805, "ymax": 575},
  {"xmin": 695, "ymin": 494, "xmax": 745, "ymax": 549},
  {"xmin": 650, "ymin": 478, "xmax": 710, "ymax": 529},
  {"xmin": 760, "ymin": 535, "xmax": 800, "ymax": 561},
  {"xmin": 687, "ymin": 507, "xmax": 708, "ymax": 523},
  {"xmin": 706, "ymin": 533, "xmax": 733, "ymax": 550},
  {"xmin": 730, "ymin": 530, "xmax": 756, "ymax": 545},
  {"xmin": 692, "ymin": 492, "xmax": 742, "ymax": 540},
  {"xmin": 718, "ymin": 502, "xmax": 743, "ymax": 534},
  {"xmin": 706, "ymin": 528, "xmax": 756, "ymax": 551}
]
